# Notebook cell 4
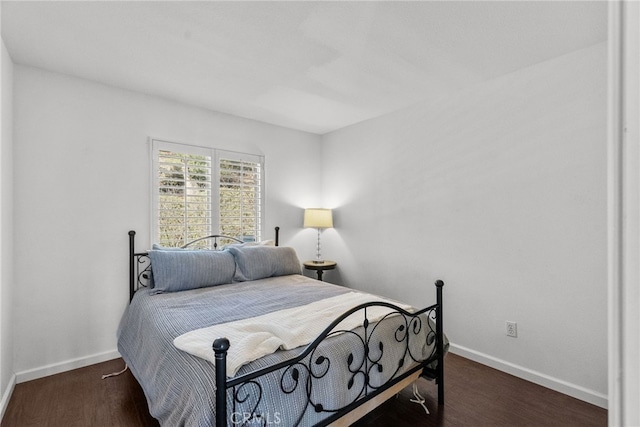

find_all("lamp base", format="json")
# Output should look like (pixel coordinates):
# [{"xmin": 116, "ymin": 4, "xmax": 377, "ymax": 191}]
[{"xmin": 312, "ymin": 259, "xmax": 325, "ymax": 264}]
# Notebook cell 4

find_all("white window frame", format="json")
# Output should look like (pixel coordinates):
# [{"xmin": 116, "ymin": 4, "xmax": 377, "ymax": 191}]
[{"xmin": 150, "ymin": 139, "xmax": 265, "ymax": 247}]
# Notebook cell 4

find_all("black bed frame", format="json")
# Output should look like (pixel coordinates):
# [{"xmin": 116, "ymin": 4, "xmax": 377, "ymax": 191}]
[{"xmin": 128, "ymin": 227, "xmax": 444, "ymax": 426}]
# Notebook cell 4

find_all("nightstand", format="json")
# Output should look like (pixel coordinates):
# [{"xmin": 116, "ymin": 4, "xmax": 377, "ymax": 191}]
[{"xmin": 303, "ymin": 260, "xmax": 337, "ymax": 282}]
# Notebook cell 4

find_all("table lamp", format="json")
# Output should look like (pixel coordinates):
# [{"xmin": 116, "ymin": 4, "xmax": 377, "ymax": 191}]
[{"xmin": 303, "ymin": 208, "xmax": 333, "ymax": 263}]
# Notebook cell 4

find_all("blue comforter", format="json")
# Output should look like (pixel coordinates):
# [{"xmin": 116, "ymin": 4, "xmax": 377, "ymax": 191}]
[{"xmin": 117, "ymin": 274, "xmax": 438, "ymax": 426}]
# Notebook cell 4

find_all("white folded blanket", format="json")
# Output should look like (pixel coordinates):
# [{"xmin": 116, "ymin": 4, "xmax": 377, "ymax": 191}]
[{"xmin": 173, "ymin": 292, "xmax": 412, "ymax": 376}]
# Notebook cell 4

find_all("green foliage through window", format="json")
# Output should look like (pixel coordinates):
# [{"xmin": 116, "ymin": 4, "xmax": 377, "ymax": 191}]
[{"xmin": 152, "ymin": 141, "xmax": 264, "ymax": 248}]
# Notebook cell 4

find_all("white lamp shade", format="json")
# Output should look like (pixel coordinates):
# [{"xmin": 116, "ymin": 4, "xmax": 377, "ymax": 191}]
[{"xmin": 304, "ymin": 208, "xmax": 333, "ymax": 228}]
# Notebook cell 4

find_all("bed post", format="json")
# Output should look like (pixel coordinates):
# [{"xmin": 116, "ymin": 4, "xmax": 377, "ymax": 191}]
[
  {"xmin": 213, "ymin": 338, "xmax": 230, "ymax": 427},
  {"xmin": 435, "ymin": 279, "xmax": 445, "ymax": 405},
  {"xmin": 129, "ymin": 230, "xmax": 136, "ymax": 302},
  {"xmin": 275, "ymin": 226, "xmax": 280, "ymax": 246}
]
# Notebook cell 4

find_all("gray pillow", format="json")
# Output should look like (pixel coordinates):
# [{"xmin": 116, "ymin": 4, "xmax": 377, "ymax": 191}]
[
  {"xmin": 228, "ymin": 246, "xmax": 302, "ymax": 282},
  {"xmin": 146, "ymin": 244, "xmax": 188, "ymax": 288},
  {"xmin": 148, "ymin": 249, "xmax": 235, "ymax": 293}
]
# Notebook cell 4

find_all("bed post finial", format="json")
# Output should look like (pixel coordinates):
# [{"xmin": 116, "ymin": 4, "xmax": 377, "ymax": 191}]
[
  {"xmin": 213, "ymin": 338, "xmax": 230, "ymax": 427},
  {"xmin": 435, "ymin": 279, "xmax": 444, "ymax": 404}
]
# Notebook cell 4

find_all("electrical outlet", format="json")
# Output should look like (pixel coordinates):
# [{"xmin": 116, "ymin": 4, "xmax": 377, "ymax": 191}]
[{"xmin": 506, "ymin": 321, "xmax": 518, "ymax": 338}]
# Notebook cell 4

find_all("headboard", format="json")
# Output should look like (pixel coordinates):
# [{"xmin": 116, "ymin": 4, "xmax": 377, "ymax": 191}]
[{"xmin": 128, "ymin": 226, "xmax": 280, "ymax": 301}]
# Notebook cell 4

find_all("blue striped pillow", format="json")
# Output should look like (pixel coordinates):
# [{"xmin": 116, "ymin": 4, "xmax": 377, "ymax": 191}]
[
  {"xmin": 148, "ymin": 249, "xmax": 235, "ymax": 293},
  {"xmin": 229, "ymin": 246, "xmax": 301, "ymax": 281}
]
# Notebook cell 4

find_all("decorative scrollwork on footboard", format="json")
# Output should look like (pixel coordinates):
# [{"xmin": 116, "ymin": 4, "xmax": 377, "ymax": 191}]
[{"xmin": 216, "ymin": 285, "xmax": 445, "ymax": 427}]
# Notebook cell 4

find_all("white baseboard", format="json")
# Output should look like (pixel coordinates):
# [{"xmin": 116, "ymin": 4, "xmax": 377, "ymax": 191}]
[
  {"xmin": 449, "ymin": 343, "xmax": 608, "ymax": 409},
  {"xmin": 15, "ymin": 349, "xmax": 121, "ymax": 384},
  {"xmin": 0, "ymin": 374, "xmax": 16, "ymax": 422}
]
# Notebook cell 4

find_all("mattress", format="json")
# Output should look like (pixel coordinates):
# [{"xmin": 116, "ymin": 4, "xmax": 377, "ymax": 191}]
[{"xmin": 117, "ymin": 274, "xmax": 439, "ymax": 426}]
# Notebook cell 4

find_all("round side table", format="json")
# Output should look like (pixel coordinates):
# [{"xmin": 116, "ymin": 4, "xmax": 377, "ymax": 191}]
[{"xmin": 303, "ymin": 260, "xmax": 337, "ymax": 281}]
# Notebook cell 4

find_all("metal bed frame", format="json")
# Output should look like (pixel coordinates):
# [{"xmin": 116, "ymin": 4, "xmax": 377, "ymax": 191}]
[{"xmin": 127, "ymin": 227, "xmax": 444, "ymax": 426}]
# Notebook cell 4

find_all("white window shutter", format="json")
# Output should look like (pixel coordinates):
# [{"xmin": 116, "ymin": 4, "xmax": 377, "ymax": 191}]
[
  {"xmin": 216, "ymin": 150, "xmax": 264, "ymax": 243},
  {"xmin": 151, "ymin": 140, "xmax": 264, "ymax": 247}
]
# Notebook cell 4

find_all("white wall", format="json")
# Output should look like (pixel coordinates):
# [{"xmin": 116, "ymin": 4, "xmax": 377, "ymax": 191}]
[
  {"xmin": 12, "ymin": 65, "xmax": 322, "ymax": 378},
  {"xmin": 321, "ymin": 43, "xmax": 607, "ymax": 406},
  {"xmin": 0, "ymin": 37, "xmax": 15, "ymax": 415}
]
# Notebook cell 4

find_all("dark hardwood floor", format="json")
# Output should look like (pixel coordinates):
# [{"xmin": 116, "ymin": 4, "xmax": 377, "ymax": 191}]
[{"xmin": 1, "ymin": 353, "xmax": 606, "ymax": 427}]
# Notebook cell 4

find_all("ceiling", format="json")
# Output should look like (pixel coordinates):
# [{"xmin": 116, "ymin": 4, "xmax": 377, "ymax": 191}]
[{"xmin": 1, "ymin": 1, "xmax": 607, "ymax": 135}]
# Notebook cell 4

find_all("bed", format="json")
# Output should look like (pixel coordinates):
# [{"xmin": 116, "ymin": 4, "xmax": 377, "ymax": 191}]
[{"xmin": 119, "ymin": 228, "xmax": 446, "ymax": 426}]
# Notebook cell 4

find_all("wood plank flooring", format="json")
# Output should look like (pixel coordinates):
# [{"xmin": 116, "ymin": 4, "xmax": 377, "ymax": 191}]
[{"xmin": 1, "ymin": 353, "xmax": 606, "ymax": 427}]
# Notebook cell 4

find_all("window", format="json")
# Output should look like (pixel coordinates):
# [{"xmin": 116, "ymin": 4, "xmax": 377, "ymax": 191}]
[{"xmin": 151, "ymin": 139, "xmax": 264, "ymax": 248}]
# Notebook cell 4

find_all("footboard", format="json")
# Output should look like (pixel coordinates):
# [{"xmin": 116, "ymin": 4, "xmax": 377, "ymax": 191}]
[{"xmin": 213, "ymin": 281, "xmax": 445, "ymax": 427}]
